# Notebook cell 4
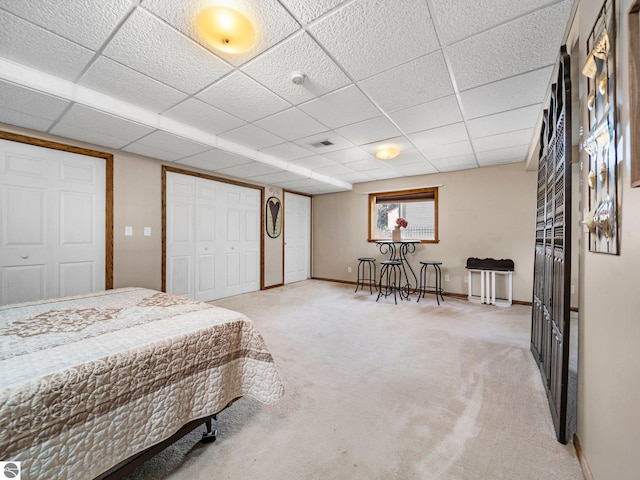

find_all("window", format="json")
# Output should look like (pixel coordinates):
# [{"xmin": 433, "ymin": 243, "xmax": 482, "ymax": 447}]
[{"xmin": 368, "ymin": 187, "xmax": 438, "ymax": 242}]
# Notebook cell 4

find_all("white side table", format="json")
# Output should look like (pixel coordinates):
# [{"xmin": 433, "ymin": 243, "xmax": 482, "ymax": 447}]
[{"xmin": 467, "ymin": 269, "xmax": 513, "ymax": 307}]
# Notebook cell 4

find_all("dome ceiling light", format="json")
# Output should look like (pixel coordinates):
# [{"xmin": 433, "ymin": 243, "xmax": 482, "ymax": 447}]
[
  {"xmin": 375, "ymin": 145, "xmax": 400, "ymax": 160},
  {"xmin": 196, "ymin": 6, "xmax": 255, "ymax": 54}
]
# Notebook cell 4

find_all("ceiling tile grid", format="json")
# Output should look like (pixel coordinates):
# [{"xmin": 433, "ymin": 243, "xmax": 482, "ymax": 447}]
[{"xmin": 0, "ymin": 0, "xmax": 577, "ymax": 194}]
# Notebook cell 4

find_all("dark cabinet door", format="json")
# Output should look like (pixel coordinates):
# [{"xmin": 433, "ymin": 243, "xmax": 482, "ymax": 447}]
[{"xmin": 531, "ymin": 47, "xmax": 572, "ymax": 444}]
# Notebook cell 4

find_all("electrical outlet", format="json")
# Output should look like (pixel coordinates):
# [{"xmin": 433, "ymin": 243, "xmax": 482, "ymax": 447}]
[
  {"xmin": 348, "ymin": 266, "xmax": 352, "ymax": 273},
  {"xmin": 464, "ymin": 276, "xmax": 468, "ymax": 283},
  {"xmin": 571, "ymin": 285, "xmax": 575, "ymax": 294},
  {"xmin": 444, "ymin": 274, "xmax": 450, "ymax": 282}
]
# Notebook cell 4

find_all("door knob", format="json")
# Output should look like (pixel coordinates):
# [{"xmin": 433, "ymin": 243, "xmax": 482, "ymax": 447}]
[{"xmin": 21, "ymin": 254, "xmax": 29, "ymax": 259}]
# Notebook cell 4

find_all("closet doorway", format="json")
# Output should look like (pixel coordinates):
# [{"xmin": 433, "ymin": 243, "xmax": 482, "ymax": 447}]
[
  {"xmin": 164, "ymin": 168, "xmax": 262, "ymax": 302},
  {"xmin": 0, "ymin": 135, "xmax": 111, "ymax": 305},
  {"xmin": 284, "ymin": 192, "xmax": 310, "ymax": 284}
]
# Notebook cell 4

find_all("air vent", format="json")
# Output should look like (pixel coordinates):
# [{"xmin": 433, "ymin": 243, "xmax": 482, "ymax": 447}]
[{"xmin": 311, "ymin": 140, "xmax": 334, "ymax": 148}]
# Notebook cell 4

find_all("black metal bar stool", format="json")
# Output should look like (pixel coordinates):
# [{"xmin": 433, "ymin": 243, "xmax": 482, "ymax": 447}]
[
  {"xmin": 377, "ymin": 260, "xmax": 404, "ymax": 304},
  {"xmin": 417, "ymin": 261, "xmax": 444, "ymax": 305},
  {"xmin": 355, "ymin": 257, "xmax": 377, "ymax": 294}
]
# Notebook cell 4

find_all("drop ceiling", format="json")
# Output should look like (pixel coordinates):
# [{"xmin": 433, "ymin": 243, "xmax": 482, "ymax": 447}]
[{"xmin": 0, "ymin": 0, "xmax": 576, "ymax": 195}]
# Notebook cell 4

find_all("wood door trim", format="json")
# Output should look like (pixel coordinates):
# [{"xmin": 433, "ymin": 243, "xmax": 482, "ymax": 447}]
[
  {"xmin": 161, "ymin": 166, "xmax": 265, "ymax": 293},
  {"xmin": 0, "ymin": 130, "xmax": 114, "ymax": 289}
]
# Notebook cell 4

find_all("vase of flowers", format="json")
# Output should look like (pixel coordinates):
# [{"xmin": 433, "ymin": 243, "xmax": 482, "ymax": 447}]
[{"xmin": 393, "ymin": 217, "xmax": 408, "ymax": 241}]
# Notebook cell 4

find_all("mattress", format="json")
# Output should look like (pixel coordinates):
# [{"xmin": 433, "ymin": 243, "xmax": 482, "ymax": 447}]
[{"xmin": 0, "ymin": 287, "xmax": 284, "ymax": 480}]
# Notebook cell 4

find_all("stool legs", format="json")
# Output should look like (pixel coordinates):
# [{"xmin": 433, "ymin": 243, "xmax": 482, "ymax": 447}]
[
  {"xmin": 376, "ymin": 263, "xmax": 403, "ymax": 304},
  {"xmin": 355, "ymin": 259, "xmax": 377, "ymax": 294},
  {"xmin": 417, "ymin": 262, "xmax": 444, "ymax": 305}
]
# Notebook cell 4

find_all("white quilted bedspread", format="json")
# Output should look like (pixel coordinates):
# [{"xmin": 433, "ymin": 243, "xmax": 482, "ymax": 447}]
[{"xmin": 0, "ymin": 288, "xmax": 284, "ymax": 480}]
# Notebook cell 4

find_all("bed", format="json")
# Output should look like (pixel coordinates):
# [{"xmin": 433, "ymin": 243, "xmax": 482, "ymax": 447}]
[{"xmin": 0, "ymin": 287, "xmax": 284, "ymax": 480}]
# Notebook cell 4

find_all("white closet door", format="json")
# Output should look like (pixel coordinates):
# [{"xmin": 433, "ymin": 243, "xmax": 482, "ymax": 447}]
[
  {"xmin": 195, "ymin": 178, "xmax": 217, "ymax": 302},
  {"xmin": 166, "ymin": 172, "xmax": 195, "ymax": 298},
  {"xmin": 166, "ymin": 172, "xmax": 260, "ymax": 302},
  {"xmin": 217, "ymin": 183, "xmax": 260, "ymax": 299},
  {"xmin": 284, "ymin": 192, "xmax": 310, "ymax": 284},
  {"xmin": 0, "ymin": 139, "xmax": 105, "ymax": 305}
]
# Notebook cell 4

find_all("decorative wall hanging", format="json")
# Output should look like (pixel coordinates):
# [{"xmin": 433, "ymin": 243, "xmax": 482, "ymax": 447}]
[
  {"xmin": 581, "ymin": 0, "xmax": 619, "ymax": 254},
  {"xmin": 265, "ymin": 196, "xmax": 282, "ymax": 238},
  {"xmin": 630, "ymin": 0, "xmax": 640, "ymax": 187}
]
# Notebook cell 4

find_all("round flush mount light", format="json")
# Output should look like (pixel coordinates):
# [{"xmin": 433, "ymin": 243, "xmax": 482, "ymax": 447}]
[
  {"xmin": 375, "ymin": 145, "xmax": 400, "ymax": 160},
  {"xmin": 196, "ymin": 6, "xmax": 255, "ymax": 54}
]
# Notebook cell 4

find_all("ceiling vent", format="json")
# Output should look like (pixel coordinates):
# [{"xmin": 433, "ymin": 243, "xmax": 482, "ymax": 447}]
[{"xmin": 311, "ymin": 140, "xmax": 334, "ymax": 148}]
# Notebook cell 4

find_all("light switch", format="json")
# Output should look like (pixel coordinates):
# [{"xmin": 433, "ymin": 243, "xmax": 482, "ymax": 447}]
[
  {"xmin": 124, "ymin": 226, "xmax": 133, "ymax": 236},
  {"xmin": 144, "ymin": 227, "xmax": 152, "ymax": 236}
]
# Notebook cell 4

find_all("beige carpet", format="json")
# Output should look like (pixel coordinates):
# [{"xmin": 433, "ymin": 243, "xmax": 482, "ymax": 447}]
[{"xmin": 123, "ymin": 280, "xmax": 584, "ymax": 480}]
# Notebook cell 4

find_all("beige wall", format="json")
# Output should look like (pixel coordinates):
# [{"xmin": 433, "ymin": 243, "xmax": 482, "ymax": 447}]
[
  {"xmin": 577, "ymin": 0, "xmax": 640, "ymax": 478},
  {"xmin": 0, "ymin": 123, "xmax": 284, "ymax": 290},
  {"xmin": 313, "ymin": 162, "xmax": 537, "ymax": 302}
]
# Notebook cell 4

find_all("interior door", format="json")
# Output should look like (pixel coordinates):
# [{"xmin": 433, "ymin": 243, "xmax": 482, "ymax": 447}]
[
  {"xmin": 0, "ymin": 139, "xmax": 105, "ymax": 305},
  {"xmin": 284, "ymin": 192, "xmax": 310, "ymax": 284},
  {"xmin": 165, "ymin": 171, "xmax": 260, "ymax": 301},
  {"xmin": 166, "ymin": 172, "xmax": 195, "ymax": 298}
]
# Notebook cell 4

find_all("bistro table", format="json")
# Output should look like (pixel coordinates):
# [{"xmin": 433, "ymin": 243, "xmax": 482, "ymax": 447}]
[{"xmin": 375, "ymin": 240, "xmax": 421, "ymax": 297}]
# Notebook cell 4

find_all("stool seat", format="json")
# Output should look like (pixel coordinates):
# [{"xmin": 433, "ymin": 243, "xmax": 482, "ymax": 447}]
[
  {"xmin": 355, "ymin": 258, "xmax": 377, "ymax": 294},
  {"xmin": 417, "ymin": 261, "xmax": 444, "ymax": 305}
]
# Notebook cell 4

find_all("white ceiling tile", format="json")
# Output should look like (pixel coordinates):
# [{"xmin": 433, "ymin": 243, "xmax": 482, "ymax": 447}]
[
  {"xmin": 366, "ymin": 167, "xmax": 402, "ymax": 180},
  {"xmin": 446, "ymin": 1, "xmax": 573, "ymax": 91},
  {"xmin": 430, "ymin": 153, "xmax": 478, "ymax": 171},
  {"xmin": 459, "ymin": 68, "xmax": 552, "ymax": 119},
  {"xmin": 294, "ymin": 131, "xmax": 354, "ymax": 153},
  {"xmin": 298, "ymin": 85, "xmax": 380, "ymax": 129},
  {"xmin": 473, "ymin": 128, "xmax": 535, "ymax": 152},
  {"xmin": 2, "ymin": 0, "xmax": 133, "ymax": 50},
  {"xmin": 197, "ymin": 72, "xmax": 291, "ymax": 123},
  {"xmin": 0, "ymin": 80, "xmax": 69, "ymax": 122},
  {"xmin": 0, "ymin": 10, "xmax": 95, "ymax": 81},
  {"xmin": 289, "ymin": 155, "xmax": 336, "ymax": 170},
  {"xmin": 393, "ymin": 162, "xmax": 438, "ymax": 176},
  {"xmin": 219, "ymin": 124, "xmax": 284, "ymax": 150},
  {"xmin": 335, "ymin": 117, "xmax": 402, "ymax": 146},
  {"xmin": 426, "ymin": 140, "xmax": 474, "ymax": 160},
  {"xmin": 343, "ymin": 157, "xmax": 386, "ymax": 172},
  {"xmin": 254, "ymin": 108, "xmax": 327, "ymax": 141},
  {"xmin": 79, "ymin": 56, "xmax": 187, "ymax": 114},
  {"xmin": 390, "ymin": 95, "xmax": 462, "ymax": 135},
  {"xmin": 260, "ymin": 142, "xmax": 313, "ymax": 161},
  {"xmin": 217, "ymin": 161, "xmax": 283, "ymax": 178},
  {"xmin": 103, "ymin": 8, "xmax": 232, "ymax": 94},
  {"xmin": 176, "ymin": 148, "xmax": 253, "ymax": 171},
  {"xmin": 409, "ymin": 123, "xmax": 469, "ymax": 151},
  {"xmin": 430, "ymin": 0, "xmax": 559, "ymax": 45},
  {"xmin": 243, "ymin": 31, "xmax": 350, "ymax": 105},
  {"xmin": 467, "ymin": 105, "xmax": 540, "ymax": 138},
  {"xmin": 310, "ymin": 0, "xmax": 439, "ymax": 80},
  {"xmin": 163, "ymin": 98, "xmax": 244, "ymax": 135},
  {"xmin": 51, "ymin": 104, "xmax": 154, "ymax": 149},
  {"xmin": 322, "ymin": 147, "xmax": 372, "ymax": 164},
  {"xmin": 278, "ymin": 0, "xmax": 347, "ymax": 23},
  {"xmin": 333, "ymin": 171, "xmax": 374, "ymax": 183},
  {"xmin": 142, "ymin": 0, "xmax": 301, "ymax": 67},
  {"xmin": 123, "ymin": 130, "xmax": 210, "ymax": 161},
  {"xmin": 0, "ymin": 108, "xmax": 57, "ymax": 132},
  {"xmin": 312, "ymin": 163, "xmax": 355, "ymax": 176},
  {"xmin": 359, "ymin": 51, "xmax": 454, "ymax": 112},
  {"xmin": 476, "ymin": 145, "xmax": 529, "ymax": 166}
]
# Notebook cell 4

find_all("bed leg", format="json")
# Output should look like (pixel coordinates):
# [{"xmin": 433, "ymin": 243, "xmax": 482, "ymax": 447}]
[{"xmin": 201, "ymin": 414, "xmax": 217, "ymax": 443}]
